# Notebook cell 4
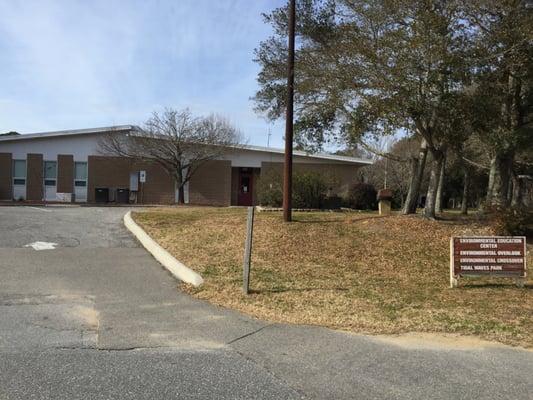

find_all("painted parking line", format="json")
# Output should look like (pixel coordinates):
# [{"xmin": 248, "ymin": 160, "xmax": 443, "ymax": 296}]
[
  {"xmin": 26, "ymin": 207, "xmax": 53, "ymax": 212},
  {"xmin": 24, "ymin": 241, "xmax": 58, "ymax": 250}
]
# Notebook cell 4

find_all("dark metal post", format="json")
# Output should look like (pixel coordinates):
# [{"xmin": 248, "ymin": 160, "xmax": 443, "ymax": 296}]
[
  {"xmin": 242, "ymin": 206, "xmax": 255, "ymax": 294},
  {"xmin": 283, "ymin": 0, "xmax": 296, "ymax": 222}
]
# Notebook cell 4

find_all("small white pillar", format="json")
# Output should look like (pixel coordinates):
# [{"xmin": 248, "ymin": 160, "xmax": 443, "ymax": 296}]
[{"xmin": 377, "ymin": 189, "xmax": 393, "ymax": 216}]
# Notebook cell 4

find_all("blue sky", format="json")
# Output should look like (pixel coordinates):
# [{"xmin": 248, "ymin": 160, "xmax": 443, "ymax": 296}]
[{"xmin": 0, "ymin": 0, "xmax": 287, "ymax": 147}]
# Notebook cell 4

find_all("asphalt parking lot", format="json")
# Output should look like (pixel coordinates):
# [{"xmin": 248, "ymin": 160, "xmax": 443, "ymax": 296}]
[
  {"xmin": 0, "ymin": 206, "xmax": 300, "ymax": 400},
  {"xmin": 0, "ymin": 205, "xmax": 531, "ymax": 400}
]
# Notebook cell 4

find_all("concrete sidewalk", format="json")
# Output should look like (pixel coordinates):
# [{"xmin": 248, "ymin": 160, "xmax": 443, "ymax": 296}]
[{"xmin": 0, "ymin": 206, "xmax": 531, "ymax": 399}]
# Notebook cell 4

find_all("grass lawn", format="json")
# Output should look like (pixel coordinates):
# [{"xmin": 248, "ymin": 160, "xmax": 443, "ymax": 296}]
[{"xmin": 133, "ymin": 207, "xmax": 532, "ymax": 348}]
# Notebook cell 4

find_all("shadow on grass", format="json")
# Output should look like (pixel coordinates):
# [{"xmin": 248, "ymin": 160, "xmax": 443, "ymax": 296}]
[
  {"xmin": 292, "ymin": 219, "xmax": 343, "ymax": 224},
  {"xmin": 249, "ymin": 287, "xmax": 349, "ymax": 294},
  {"xmin": 459, "ymin": 282, "xmax": 532, "ymax": 290},
  {"xmin": 345, "ymin": 215, "xmax": 392, "ymax": 223},
  {"xmin": 430, "ymin": 212, "xmax": 484, "ymax": 225},
  {"xmin": 293, "ymin": 215, "xmax": 388, "ymax": 224}
]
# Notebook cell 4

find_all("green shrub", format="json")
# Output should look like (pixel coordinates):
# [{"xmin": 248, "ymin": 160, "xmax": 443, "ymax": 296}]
[
  {"xmin": 323, "ymin": 195, "xmax": 342, "ymax": 209},
  {"xmin": 257, "ymin": 169, "xmax": 329, "ymax": 209},
  {"xmin": 487, "ymin": 206, "xmax": 532, "ymax": 236},
  {"xmin": 345, "ymin": 183, "xmax": 378, "ymax": 210},
  {"xmin": 292, "ymin": 172, "xmax": 328, "ymax": 209},
  {"xmin": 257, "ymin": 170, "xmax": 283, "ymax": 207}
]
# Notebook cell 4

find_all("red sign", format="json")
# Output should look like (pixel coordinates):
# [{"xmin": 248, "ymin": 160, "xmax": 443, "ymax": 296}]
[{"xmin": 450, "ymin": 236, "xmax": 527, "ymax": 287}]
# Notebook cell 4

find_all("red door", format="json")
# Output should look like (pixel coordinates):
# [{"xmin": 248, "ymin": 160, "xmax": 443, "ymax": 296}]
[{"xmin": 237, "ymin": 169, "xmax": 253, "ymax": 206}]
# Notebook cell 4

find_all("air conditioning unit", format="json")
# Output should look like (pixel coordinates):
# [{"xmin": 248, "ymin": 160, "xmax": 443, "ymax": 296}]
[{"xmin": 56, "ymin": 193, "xmax": 72, "ymax": 203}]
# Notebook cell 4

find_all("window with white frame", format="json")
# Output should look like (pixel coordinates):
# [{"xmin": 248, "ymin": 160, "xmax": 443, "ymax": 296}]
[
  {"xmin": 74, "ymin": 162, "xmax": 87, "ymax": 187},
  {"xmin": 12, "ymin": 160, "xmax": 26, "ymax": 185},
  {"xmin": 44, "ymin": 161, "xmax": 57, "ymax": 186}
]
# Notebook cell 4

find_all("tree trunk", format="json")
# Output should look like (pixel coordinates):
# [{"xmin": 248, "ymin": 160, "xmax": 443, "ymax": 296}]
[
  {"xmin": 461, "ymin": 168, "xmax": 469, "ymax": 215},
  {"xmin": 402, "ymin": 139, "xmax": 428, "ymax": 215},
  {"xmin": 175, "ymin": 168, "xmax": 186, "ymax": 205},
  {"xmin": 435, "ymin": 152, "xmax": 446, "ymax": 214},
  {"xmin": 402, "ymin": 158, "xmax": 419, "ymax": 214},
  {"xmin": 177, "ymin": 186, "xmax": 185, "ymax": 204},
  {"xmin": 424, "ymin": 152, "xmax": 444, "ymax": 219},
  {"xmin": 486, "ymin": 152, "xmax": 514, "ymax": 208},
  {"xmin": 506, "ymin": 174, "xmax": 513, "ymax": 203},
  {"xmin": 485, "ymin": 157, "xmax": 496, "ymax": 206},
  {"xmin": 511, "ymin": 174, "xmax": 525, "ymax": 208}
]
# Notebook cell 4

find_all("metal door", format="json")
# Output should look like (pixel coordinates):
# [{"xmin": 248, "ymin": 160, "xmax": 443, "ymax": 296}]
[
  {"xmin": 12, "ymin": 160, "xmax": 26, "ymax": 200},
  {"xmin": 237, "ymin": 169, "xmax": 253, "ymax": 206},
  {"xmin": 43, "ymin": 161, "xmax": 57, "ymax": 201},
  {"xmin": 74, "ymin": 162, "xmax": 88, "ymax": 202}
]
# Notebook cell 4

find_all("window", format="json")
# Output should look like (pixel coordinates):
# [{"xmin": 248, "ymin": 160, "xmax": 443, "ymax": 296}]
[
  {"xmin": 44, "ymin": 161, "xmax": 57, "ymax": 178},
  {"xmin": 44, "ymin": 161, "xmax": 57, "ymax": 186},
  {"xmin": 13, "ymin": 160, "xmax": 26, "ymax": 185},
  {"xmin": 241, "ymin": 177, "xmax": 250, "ymax": 193},
  {"xmin": 74, "ymin": 162, "xmax": 87, "ymax": 187}
]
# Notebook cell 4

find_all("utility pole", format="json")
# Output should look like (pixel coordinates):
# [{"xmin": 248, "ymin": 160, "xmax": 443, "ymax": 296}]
[{"xmin": 283, "ymin": 0, "xmax": 296, "ymax": 222}]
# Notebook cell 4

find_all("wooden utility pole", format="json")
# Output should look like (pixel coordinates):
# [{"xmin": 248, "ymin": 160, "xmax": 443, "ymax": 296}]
[{"xmin": 283, "ymin": 0, "xmax": 296, "ymax": 222}]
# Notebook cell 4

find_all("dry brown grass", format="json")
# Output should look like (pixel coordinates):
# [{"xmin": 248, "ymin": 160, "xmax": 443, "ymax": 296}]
[{"xmin": 133, "ymin": 207, "xmax": 533, "ymax": 348}]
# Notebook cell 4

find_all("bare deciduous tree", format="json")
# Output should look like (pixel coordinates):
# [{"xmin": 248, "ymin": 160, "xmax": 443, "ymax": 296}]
[
  {"xmin": 98, "ymin": 108, "xmax": 242, "ymax": 204},
  {"xmin": 362, "ymin": 136, "xmax": 425, "ymax": 207}
]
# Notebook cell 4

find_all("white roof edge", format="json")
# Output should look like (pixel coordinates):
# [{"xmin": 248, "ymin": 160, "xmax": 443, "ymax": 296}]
[
  {"xmin": 0, "ymin": 125, "xmax": 373, "ymax": 165},
  {"xmin": 0, "ymin": 125, "xmax": 137, "ymax": 142},
  {"xmin": 238, "ymin": 144, "xmax": 373, "ymax": 165}
]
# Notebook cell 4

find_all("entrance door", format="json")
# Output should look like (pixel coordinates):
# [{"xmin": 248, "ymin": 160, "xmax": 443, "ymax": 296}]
[
  {"xmin": 12, "ymin": 159, "xmax": 27, "ymax": 200},
  {"xmin": 43, "ymin": 161, "xmax": 57, "ymax": 201},
  {"xmin": 74, "ymin": 162, "xmax": 88, "ymax": 202},
  {"xmin": 237, "ymin": 169, "xmax": 253, "ymax": 206}
]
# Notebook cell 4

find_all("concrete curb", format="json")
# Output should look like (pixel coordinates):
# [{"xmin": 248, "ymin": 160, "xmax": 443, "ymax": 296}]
[{"xmin": 123, "ymin": 211, "xmax": 204, "ymax": 287}]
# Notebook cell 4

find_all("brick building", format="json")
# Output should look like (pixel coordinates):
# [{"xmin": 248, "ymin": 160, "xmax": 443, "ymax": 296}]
[{"xmin": 0, "ymin": 126, "xmax": 372, "ymax": 206}]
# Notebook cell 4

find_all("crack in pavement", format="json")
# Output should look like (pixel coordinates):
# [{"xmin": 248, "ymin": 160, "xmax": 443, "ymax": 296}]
[
  {"xmin": 53, "ymin": 324, "xmax": 275, "ymax": 354},
  {"xmin": 0, "ymin": 294, "xmax": 95, "ymax": 306},
  {"xmin": 226, "ymin": 324, "xmax": 273, "ymax": 345},
  {"xmin": 230, "ymin": 343, "xmax": 310, "ymax": 400},
  {"xmin": 28, "ymin": 322, "xmax": 96, "ymax": 334},
  {"xmin": 54, "ymin": 345, "xmax": 218, "ymax": 352}
]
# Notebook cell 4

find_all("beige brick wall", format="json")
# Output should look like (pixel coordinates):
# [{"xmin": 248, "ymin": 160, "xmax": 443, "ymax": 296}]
[
  {"xmin": 26, "ymin": 153, "xmax": 43, "ymax": 201},
  {"xmin": 0, "ymin": 153, "xmax": 12, "ymax": 200},
  {"xmin": 260, "ymin": 162, "xmax": 361, "ymax": 196},
  {"xmin": 87, "ymin": 156, "xmax": 131, "ymax": 202},
  {"xmin": 189, "ymin": 160, "xmax": 231, "ymax": 206},
  {"xmin": 252, "ymin": 168, "xmax": 261, "ymax": 205},
  {"xmin": 57, "ymin": 154, "xmax": 74, "ymax": 194},
  {"xmin": 231, "ymin": 167, "xmax": 239, "ymax": 205},
  {"xmin": 87, "ymin": 156, "xmax": 175, "ymax": 204},
  {"xmin": 140, "ymin": 163, "xmax": 175, "ymax": 204}
]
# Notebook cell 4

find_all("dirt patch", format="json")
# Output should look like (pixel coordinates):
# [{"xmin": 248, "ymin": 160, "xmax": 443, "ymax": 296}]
[
  {"xmin": 372, "ymin": 332, "xmax": 518, "ymax": 351},
  {"xmin": 148, "ymin": 333, "xmax": 225, "ymax": 350},
  {"xmin": 73, "ymin": 305, "xmax": 99, "ymax": 329}
]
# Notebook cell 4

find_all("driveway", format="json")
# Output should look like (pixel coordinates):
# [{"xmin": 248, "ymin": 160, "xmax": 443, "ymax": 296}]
[{"xmin": 0, "ymin": 206, "xmax": 531, "ymax": 399}]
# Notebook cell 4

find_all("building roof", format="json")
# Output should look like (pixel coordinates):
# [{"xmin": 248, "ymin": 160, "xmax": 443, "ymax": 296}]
[
  {"xmin": 0, "ymin": 125, "xmax": 373, "ymax": 165},
  {"xmin": 0, "ymin": 125, "xmax": 136, "ymax": 142},
  {"xmin": 239, "ymin": 144, "xmax": 373, "ymax": 165}
]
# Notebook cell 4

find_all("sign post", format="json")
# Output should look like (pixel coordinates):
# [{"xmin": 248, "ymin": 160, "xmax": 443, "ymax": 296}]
[
  {"xmin": 243, "ymin": 207, "xmax": 255, "ymax": 294},
  {"xmin": 450, "ymin": 236, "xmax": 527, "ymax": 288},
  {"xmin": 138, "ymin": 170, "xmax": 146, "ymax": 204}
]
